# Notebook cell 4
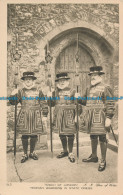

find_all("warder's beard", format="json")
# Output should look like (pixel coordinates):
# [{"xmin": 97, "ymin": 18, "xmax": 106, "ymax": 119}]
[
  {"xmin": 57, "ymin": 80, "xmax": 69, "ymax": 89},
  {"xmin": 91, "ymin": 76, "xmax": 102, "ymax": 86},
  {"xmin": 23, "ymin": 81, "xmax": 35, "ymax": 89}
]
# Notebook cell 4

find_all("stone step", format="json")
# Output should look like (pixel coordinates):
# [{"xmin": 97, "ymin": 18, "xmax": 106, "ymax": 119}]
[
  {"xmin": 107, "ymin": 130, "xmax": 118, "ymax": 152},
  {"xmin": 108, "ymin": 131, "xmax": 118, "ymax": 141},
  {"xmin": 47, "ymin": 132, "xmax": 118, "ymax": 152},
  {"xmin": 108, "ymin": 139, "xmax": 118, "ymax": 153}
]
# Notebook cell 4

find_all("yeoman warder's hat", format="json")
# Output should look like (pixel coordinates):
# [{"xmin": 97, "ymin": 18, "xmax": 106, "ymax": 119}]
[
  {"xmin": 88, "ymin": 66, "xmax": 105, "ymax": 76},
  {"xmin": 21, "ymin": 72, "xmax": 37, "ymax": 80},
  {"xmin": 55, "ymin": 72, "xmax": 70, "ymax": 82}
]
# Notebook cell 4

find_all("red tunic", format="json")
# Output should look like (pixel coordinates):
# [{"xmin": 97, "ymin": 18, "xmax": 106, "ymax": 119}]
[
  {"xmin": 79, "ymin": 82, "xmax": 115, "ymax": 135},
  {"xmin": 10, "ymin": 87, "xmax": 48, "ymax": 135},
  {"xmin": 48, "ymin": 87, "xmax": 82, "ymax": 135}
]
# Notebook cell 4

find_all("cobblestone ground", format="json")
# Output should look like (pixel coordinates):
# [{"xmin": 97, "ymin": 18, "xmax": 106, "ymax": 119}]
[{"xmin": 7, "ymin": 146, "xmax": 117, "ymax": 183}]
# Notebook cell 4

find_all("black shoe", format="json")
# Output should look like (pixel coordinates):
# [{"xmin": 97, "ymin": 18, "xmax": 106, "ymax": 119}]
[
  {"xmin": 29, "ymin": 152, "xmax": 38, "ymax": 160},
  {"xmin": 68, "ymin": 153, "xmax": 75, "ymax": 163},
  {"xmin": 82, "ymin": 154, "xmax": 98, "ymax": 163},
  {"xmin": 98, "ymin": 160, "xmax": 106, "ymax": 172},
  {"xmin": 21, "ymin": 154, "xmax": 28, "ymax": 163},
  {"xmin": 57, "ymin": 151, "xmax": 68, "ymax": 158}
]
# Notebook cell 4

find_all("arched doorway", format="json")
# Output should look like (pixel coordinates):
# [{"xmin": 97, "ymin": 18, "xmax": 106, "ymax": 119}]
[{"xmin": 43, "ymin": 27, "xmax": 115, "ymax": 90}]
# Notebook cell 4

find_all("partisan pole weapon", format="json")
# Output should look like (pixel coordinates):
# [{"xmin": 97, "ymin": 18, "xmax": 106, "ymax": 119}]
[
  {"xmin": 13, "ymin": 33, "xmax": 21, "ymax": 158},
  {"xmin": 75, "ymin": 34, "xmax": 80, "ymax": 163},
  {"xmin": 13, "ymin": 69, "xmax": 18, "ymax": 158},
  {"xmin": 45, "ymin": 40, "xmax": 53, "ymax": 157},
  {"xmin": 47, "ymin": 74, "xmax": 53, "ymax": 157}
]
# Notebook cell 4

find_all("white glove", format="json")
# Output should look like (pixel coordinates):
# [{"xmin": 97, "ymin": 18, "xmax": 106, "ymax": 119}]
[
  {"xmin": 11, "ymin": 89, "xmax": 19, "ymax": 96},
  {"xmin": 75, "ymin": 93, "xmax": 80, "ymax": 98},
  {"xmin": 47, "ymin": 91, "xmax": 52, "ymax": 97},
  {"xmin": 105, "ymin": 118, "xmax": 111, "ymax": 127}
]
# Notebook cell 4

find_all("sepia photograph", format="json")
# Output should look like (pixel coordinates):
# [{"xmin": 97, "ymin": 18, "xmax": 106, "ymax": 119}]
[
  {"xmin": 6, "ymin": 3, "xmax": 119, "ymax": 184},
  {"xmin": 1, "ymin": 1, "xmax": 123, "ymax": 194}
]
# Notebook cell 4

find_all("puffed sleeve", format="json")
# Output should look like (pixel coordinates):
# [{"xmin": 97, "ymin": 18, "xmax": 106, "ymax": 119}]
[
  {"xmin": 103, "ymin": 86, "xmax": 115, "ymax": 119},
  {"xmin": 71, "ymin": 89, "xmax": 82, "ymax": 116},
  {"xmin": 39, "ymin": 90, "xmax": 48, "ymax": 117},
  {"xmin": 9, "ymin": 89, "xmax": 21, "ymax": 105},
  {"xmin": 47, "ymin": 91, "xmax": 56, "ymax": 107},
  {"xmin": 78, "ymin": 88, "xmax": 88, "ymax": 106}
]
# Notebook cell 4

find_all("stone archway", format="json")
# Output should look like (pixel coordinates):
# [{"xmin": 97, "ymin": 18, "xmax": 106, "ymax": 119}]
[
  {"xmin": 37, "ymin": 20, "xmax": 117, "ymax": 55},
  {"xmin": 38, "ymin": 25, "xmax": 117, "ymax": 89}
]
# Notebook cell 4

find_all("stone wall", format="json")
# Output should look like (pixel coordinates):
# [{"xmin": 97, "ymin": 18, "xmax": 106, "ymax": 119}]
[{"xmin": 7, "ymin": 4, "xmax": 119, "ymax": 152}]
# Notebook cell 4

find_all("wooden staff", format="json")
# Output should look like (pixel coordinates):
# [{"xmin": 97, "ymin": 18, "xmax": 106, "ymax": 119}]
[
  {"xmin": 45, "ymin": 39, "xmax": 53, "ymax": 157},
  {"xmin": 47, "ymin": 74, "xmax": 53, "ymax": 157},
  {"xmin": 75, "ymin": 34, "xmax": 80, "ymax": 163},
  {"xmin": 75, "ymin": 74, "xmax": 80, "ymax": 163},
  {"xmin": 13, "ymin": 33, "xmax": 21, "ymax": 158},
  {"xmin": 13, "ymin": 66, "xmax": 19, "ymax": 158}
]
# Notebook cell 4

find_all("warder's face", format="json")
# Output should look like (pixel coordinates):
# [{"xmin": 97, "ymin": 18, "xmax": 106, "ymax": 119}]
[
  {"xmin": 24, "ymin": 77, "xmax": 34, "ymax": 87},
  {"xmin": 57, "ymin": 79, "xmax": 69, "ymax": 89},
  {"xmin": 90, "ymin": 74, "xmax": 102, "ymax": 86}
]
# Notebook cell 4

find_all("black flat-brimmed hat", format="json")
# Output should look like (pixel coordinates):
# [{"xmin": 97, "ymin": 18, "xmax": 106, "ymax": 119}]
[
  {"xmin": 55, "ymin": 72, "xmax": 70, "ymax": 82},
  {"xmin": 88, "ymin": 66, "xmax": 105, "ymax": 76},
  {"xmin": 21, "ymin": 72, "xmax": 37, "ymax": 80}
]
